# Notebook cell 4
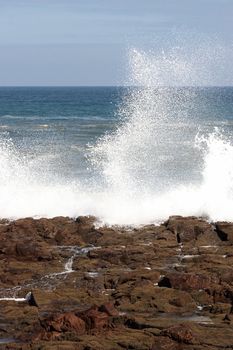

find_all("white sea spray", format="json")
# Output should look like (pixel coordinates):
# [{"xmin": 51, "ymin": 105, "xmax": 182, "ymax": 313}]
[{"xmin": 0, "ymin": 44, "xmax": 232, "ymax": 225}]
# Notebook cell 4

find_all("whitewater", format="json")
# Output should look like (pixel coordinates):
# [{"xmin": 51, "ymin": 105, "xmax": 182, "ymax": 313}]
[{"xmin": 0, "ymin": 47, "xmax": 233, "ymax": 225}]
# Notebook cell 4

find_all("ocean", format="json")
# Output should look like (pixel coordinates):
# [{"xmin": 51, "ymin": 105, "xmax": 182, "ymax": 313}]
[{"xmin": 0, "ymin": 85, "xmax": 233, "ymax": 225}]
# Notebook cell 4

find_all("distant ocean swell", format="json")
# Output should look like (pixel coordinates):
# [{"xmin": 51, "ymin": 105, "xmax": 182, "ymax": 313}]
[{"xmin": 0, "ymin": 47, "xmax": 233, "ymax": 225}]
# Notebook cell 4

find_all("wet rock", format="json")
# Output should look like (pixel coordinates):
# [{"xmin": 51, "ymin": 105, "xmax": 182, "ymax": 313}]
[
  {"xmin": 76, "ymin": 215, "xmax": 96, "ymax": 228},
  {"xmin": 41, "ymin": 312, "xmax": 86, "ymax": 334},
  {"xmin": 115, "ymin": 284, "xmax": 196, "ymax": 314},
  {"xmin": 117, "ymin": 270, "xmax": 161, "ymax": 286},
  {"xmin": 152, "ymin": 337, "xmax": 181, "ymax": 350},
  {"xmin": 209, "ymin": 302, "xmax": 232, "ymax": 314},
  {"xmin": 215, "ymin": 222, "xmax": 233, "ymax": 243},
  {"xmin": 88, "ymin": 247, "xmax": 125, "ymax": 265},
  {"xmin": 223, "ymin": 313, "xmax": 231, "ymax": 323},
  {"xmin": 209, "ymin": 287, "xmax": 233, "ymax": 304},
  {"xmin": 75, "ymin": 216, "xmax": 103, "ymax": 245},
  {"xmin": 88, "ymin": 245, "xmax": 156, "ymax": 268},
  {"xmin": 98, "ymin": 302, "xmax": 119, "ymax": 316},
  {"xmin": 25, "ymin": 292, "xmax": 38, "ymax": 307},
  {"xmin": 166, "ymin": 216, "xmax": 220, "ymax": 245},
  {"xmin": 2, "ymin": 217, "xmax": 84, "ymax": 247},
  {"xmin": 76, "ymin": 305, "xmax": 110, "ymax": 332},
  {"xmin": 161, "ymin": 323, "xmax": 195, "ymax": 344},
  {"xmin": 15, "ymin": 242, "xmax": 52, "ymax": 261},
  {"xmin": 1, "ymin": 215, "xmax": 233, "ymax": 349},
  {"xmin": 159, "ymin": 272, "xmax": 214, "ymax": 291},
  {"xmin": 219, "ymin": 268, "xmax": 233, "ymax": 284}
]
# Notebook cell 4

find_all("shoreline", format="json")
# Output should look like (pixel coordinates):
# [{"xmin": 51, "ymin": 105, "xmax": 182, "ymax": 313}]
[{"xmin": 0, "ymin": 215, "xmax": 233, "ymax": 349}]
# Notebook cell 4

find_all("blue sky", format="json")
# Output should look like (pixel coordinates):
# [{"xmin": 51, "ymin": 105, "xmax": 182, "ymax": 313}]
[{"xmin": 0, "ymin": 0, "xmax": 232, "ymax": 85}]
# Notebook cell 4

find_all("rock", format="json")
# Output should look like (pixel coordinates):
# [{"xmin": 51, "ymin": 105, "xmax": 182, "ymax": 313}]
[
  {"xmin": 223, "ymin": 314, "xmax": 231, "ymax": 323},
  {"xmin": 114, "ymin": 283, "xmax": 196, "ymax": 314},
  {"xmin": 152, "ymin": 337, "xmax": 181, "ymax": 350},
  {"xmin": 161, "ymin": 323, "xmax": 195, "ymax": 344},
  {"xmin": 75, "ymin": 215, "xmax": 96, "ymax": 227},
  {"xmin": 166, "ymin": 216, "xmax": 220, "ymax": 244},
  {"xmin": 158, "ymin": 272, "xmax": 213, "ymax": 291},
  {"xmin": 87, "ymin": 246, "xmax": 156, "ymax": 268},
  {"xmin": 1, "ymin": 215, "xmax": 233, "ymax": 349},
  {"xmin": 75, "ymin": 216, "xmax": 102, "ymax": 245},
  {"xmin": 215, "ymin": 222, "xmax": 233, "ymax": 243},
  {"xmin": 76, "ymin": 305, "xmax": 110, "ymax": 332},
  {"xmin": 209, "ymin": 302, "xmax": 232, "ymax": 314},
  {"xmin": 88, "ymin": 247, "xmax": 124, "ymax": 265},
  {"xmin": 117, "ymin": 270, "xmax": 161, "ymax": 286},
  {"xmin": 98, "ymin": 302, "xmax": 119, "ymax": 316},
  {"xmin": 40, "ymin": 312, "xmax": 86, "ymax": 337},
  {"xmin": 25, "ymin": 292, "xmax": 39, "ymax": 307},
  {"xmin": 15, "ymin": 242, "xmax": 52, "ymax": 261}
]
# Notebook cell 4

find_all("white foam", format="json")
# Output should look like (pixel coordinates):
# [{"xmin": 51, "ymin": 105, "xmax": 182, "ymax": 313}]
[
  {"xmin": 64, "ymin": 255, "xmax": 74, "ymax": 273},
  {"xmin": 0, "ymin": 46, "xmax": 232, "ymax": 225},
  {"xmin": 0, "ymin": 297, "xmax": 25, "ymax": 302},
  {"xmin": 87, "ymin": 272, "xmax": 99, "ymax": 278},
  {"xmin": 0, "ymin": 130, "xmax": 233, "ymax": 225}
]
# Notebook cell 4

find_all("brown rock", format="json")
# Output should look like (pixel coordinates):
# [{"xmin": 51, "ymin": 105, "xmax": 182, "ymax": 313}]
[
  {"xmin": 76, "ymin": 216, "xmax": 103, "ymax": 244},
  {"xmin": 152, "ymin": 336, "xmax": 181, "ymax": 350},
  {"xmin": 88, "ymin": 245, "xmax": 155, "ymax": 268},
  {"xmin": 215, "ymin": 222, "xmax": 233, "ymax": 243},
  {"xmin": 158, "ymin": 272, "xmax": 213, "ymax": 291},
  {"xmin": 161, "ymin": 323, "xmax": 194, "ymax": 344},
  {"xmin": 2, "ymin": 215, "xmax": 233, "ymax": 349},
  {"xmin": 77, "ymin": 305, "xmax": 109, "ymax": 331},
  {"xmin": 41, "ymin": 312, "xmax": 86, "ymax": 334},
  {"xmin": 166, "ymin": 216, "xmax": 219, "ymax": 244},
  {"xmin": 98, "ymin": 302, "xmax": 119, "ymax": 316},
  {"xmin": 15, "ymin": 242, "xmax": 52, "ymax": 261}
]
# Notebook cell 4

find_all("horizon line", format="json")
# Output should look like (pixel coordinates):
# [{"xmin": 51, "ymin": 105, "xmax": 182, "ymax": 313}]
[{"xmin": 0, "ymin": 85, "xmax": 232, "ymax": 88}]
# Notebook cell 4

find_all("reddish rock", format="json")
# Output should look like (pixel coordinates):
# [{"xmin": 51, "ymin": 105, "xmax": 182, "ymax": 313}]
[
  {"xmin": 152, "ymin": 337, "xmax": 181, "ymax": 350},
  {"xmin": 15, "ymin": 242, "xmax": 52, "ymax": 261},
  {"xmin": 166, "ymin": 216, "xmax": 219, "ymax": 244},
  {"xmin": 1, "ymin": 215, "xmax": 233, "ymax": 349},
  {"xmin": 88, "ymin": 246, "xmax": 155, "ymax": 267},
  {"xmin": 0, "ymin": 240, "xmax": 52, "ymax": 261},
  {"xmin": 159, "ymin": 272, "xmax": 214, "ymax": 291},
  {"xmin": 1, "ymin": 217, "xmax": 84, "ymax": 247},
  {"xmin": 41, "ymin": 312, "xmax": 86, "ymax": 334},
  {"xmin": 209, "ymin": 287, "xmax": 233, "ymax": 304},
  {"xmin": 75, "ymin": 215, "xmax": 96, "ymax": 236},
  {"xmin": 161, "ymin": 323, "xmax": 194, "ymax": 344},
  {"xmin": 88, "ymin": 247, "xmax": 123, "ymax": 264},
  {"xmin": 77, "ymin": 305, "xmax": 110, "ymax": 331},
  {"xmin": 76, "ymin": 216, "xmax": 103, "ymax": 244},
  {"xmin": 98, "ymin": 302, "xmax": 119, "ymax": 316}
]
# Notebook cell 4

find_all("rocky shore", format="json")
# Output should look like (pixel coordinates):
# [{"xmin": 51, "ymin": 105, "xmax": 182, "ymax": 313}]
[{"xmin": 0, "ymin": 215, "xmax": 233, "ymax": 349}]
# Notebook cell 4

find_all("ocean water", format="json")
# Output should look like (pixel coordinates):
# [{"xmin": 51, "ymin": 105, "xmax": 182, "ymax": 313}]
[{"xmin": 0, "ymin": 50, "xmax": 233, "ymax": 225}]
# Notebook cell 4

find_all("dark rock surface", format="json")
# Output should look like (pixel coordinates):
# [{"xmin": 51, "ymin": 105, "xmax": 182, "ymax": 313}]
[{"xmin": 0, "ymin": 215, "xmax": 233, "ymax": 349}]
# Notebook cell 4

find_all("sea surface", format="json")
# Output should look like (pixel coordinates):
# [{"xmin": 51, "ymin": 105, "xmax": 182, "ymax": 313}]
[{"xmin": 0, "ymin": 86, "xmax": 233, "ymax": 224}]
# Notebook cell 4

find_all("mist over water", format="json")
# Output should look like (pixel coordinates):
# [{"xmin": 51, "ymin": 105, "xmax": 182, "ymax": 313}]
[{"xmin": 0, "ymin": 44, "xmax": 233, "ymax": 225}]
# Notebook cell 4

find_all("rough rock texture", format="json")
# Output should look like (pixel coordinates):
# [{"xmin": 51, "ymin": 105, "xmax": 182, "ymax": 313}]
[{"xmin": 0, "ymin": 215, "xmax": 233, "ymax": 349}]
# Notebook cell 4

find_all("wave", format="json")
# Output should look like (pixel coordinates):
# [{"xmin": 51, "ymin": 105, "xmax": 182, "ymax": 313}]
[
  {"xmin": 0, "ymin": 129, "xmax": 232, "ymax": 225},
  {"xmin": 0, "ymin": 46, "xmax": 232, "ymax": 225}
]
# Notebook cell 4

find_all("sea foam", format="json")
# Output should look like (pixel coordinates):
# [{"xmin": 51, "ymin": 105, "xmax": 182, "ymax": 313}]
[{"xmin": 0, "ymin": 46, "xmax": 232, "ymax": 225}]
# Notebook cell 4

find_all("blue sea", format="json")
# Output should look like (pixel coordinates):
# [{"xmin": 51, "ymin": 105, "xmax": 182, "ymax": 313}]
[
  {"xmin": 0, "ymin": 86, "xmax": 233, "ymax": 224},
  {"xmin": 0, "ymin": 87, "xmax": 124, "ymax": 179}
]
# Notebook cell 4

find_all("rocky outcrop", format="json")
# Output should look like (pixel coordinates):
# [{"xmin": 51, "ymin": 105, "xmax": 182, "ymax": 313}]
[
  {"xmin": 158, "ymin": 272, "xmax": 214, "ymax": 291},
  {"xmin": 0, "ymin": 215, "xmax": 233, "ymax": 349},
  {"xmin": 165, "ymin": 216, "xmax": 220, "ymax": 244},
  {"xmin": 39, "ymin": 312, "xmax": 86, "ymax": 339},
  {"xmin": 215, "ymin": 222, "xmax": 233, "ymax": 242},
  {"xmin": 161, "ymin": 323, "xmax": 195, "ymax": 344}
]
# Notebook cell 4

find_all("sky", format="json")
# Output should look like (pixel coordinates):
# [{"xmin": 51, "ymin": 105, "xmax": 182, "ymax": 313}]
[{"xmin": 0, "ymin": 0, "xmax": 232, "ymax": 86}]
